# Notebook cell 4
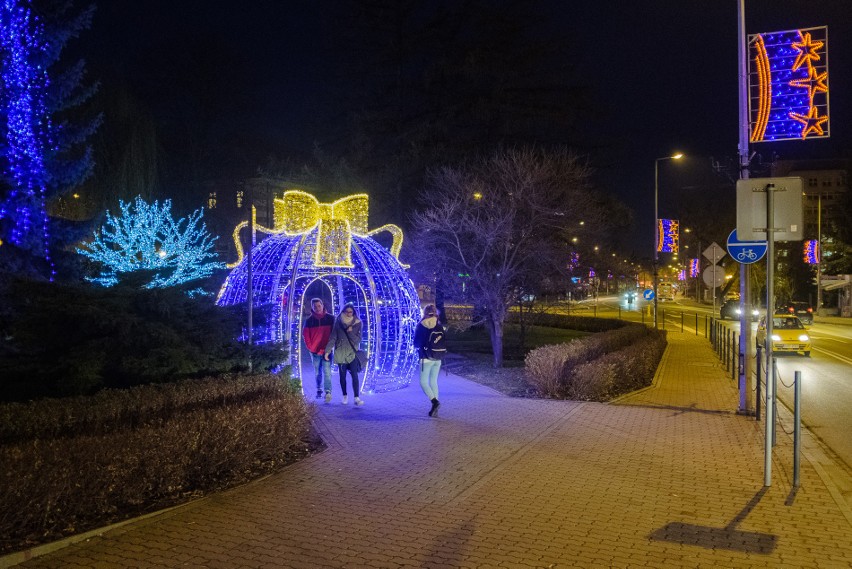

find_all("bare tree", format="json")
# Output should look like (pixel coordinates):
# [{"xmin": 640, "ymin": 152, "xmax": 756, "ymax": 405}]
[{"xmin": 411, "ymin": 147, "xmax": 604, "ymax": 367}]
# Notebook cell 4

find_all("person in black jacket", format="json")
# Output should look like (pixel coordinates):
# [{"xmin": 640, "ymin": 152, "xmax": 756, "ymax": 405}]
[{"xmin": 413, "ymin": 304, "xmax": 446, "ymax": 417}]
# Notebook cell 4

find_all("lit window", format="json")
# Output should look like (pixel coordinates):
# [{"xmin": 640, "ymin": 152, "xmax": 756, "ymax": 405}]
[{"xmin": 207, "ymin": 192, "xmax": 217, "ymax": 209}]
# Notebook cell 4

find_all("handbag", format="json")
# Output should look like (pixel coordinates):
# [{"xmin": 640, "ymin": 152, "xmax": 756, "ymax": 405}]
[{"xmin": 339, "ymin": 322, "xmax": 367, "ymax": 372}]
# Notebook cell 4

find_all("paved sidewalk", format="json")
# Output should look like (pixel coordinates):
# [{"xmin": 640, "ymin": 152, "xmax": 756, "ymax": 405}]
[{"xmin": 8, "ymin": 333, "xmax": 852, "ymax": 568}]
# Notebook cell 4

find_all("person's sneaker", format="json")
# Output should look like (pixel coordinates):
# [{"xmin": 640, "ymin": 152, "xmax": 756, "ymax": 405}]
[
  {"xmin": 355, "ymin": 397, "xmax": 364, "ymax": 406},
  {"xmin": 342, "ymin": 395, "xmax": 348, "ymax": 405},
  {"xmin": 324, "ymin": 391, "xmax": 332, "ymax": 404},
  {"xmin": 428, "ymin": 398, "xmax": 440, "ymax": 417},
  {"xmin": 316, "ymin": 389, "xmax": 323, "ymax": 399}
]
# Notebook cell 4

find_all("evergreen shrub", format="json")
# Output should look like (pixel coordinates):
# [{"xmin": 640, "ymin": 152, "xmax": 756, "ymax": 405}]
[{"xmin": 525, "ymin": 324, "xmax": 666, "ymax": 399}]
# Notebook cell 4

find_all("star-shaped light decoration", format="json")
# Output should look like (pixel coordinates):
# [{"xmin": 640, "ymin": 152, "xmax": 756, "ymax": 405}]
[
  {"xmin": 788, "ymin": 106, "xmax": 829, "ymax": 139},
  {"xmin": 790, "ymin": 31, "xmax": 824, "ymax": 72},
  {"xmin": 789, "ymin": 67, "xmax": 828, "ymax": 101}
]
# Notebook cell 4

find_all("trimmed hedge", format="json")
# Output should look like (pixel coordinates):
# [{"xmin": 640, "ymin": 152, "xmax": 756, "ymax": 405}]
[
  {"xmin": 0, "ymin": 373, "xmax": 315, "ymax": 554},
  {"xmin": 525, "ymin": 324, "xmax": 667, "ymax": 400}
]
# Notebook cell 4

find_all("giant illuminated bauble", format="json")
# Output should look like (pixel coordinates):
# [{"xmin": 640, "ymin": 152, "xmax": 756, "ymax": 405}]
[{"xmin": 216, "ymin": 191, "xmax": 420, "ymax": 393}]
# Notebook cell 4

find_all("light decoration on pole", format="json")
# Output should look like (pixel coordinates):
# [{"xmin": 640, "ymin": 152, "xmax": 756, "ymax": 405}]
[
  {"xmin": 803, "ymin": 239, "xmax": 820, "ymax": 264},
  {"xmin": 77, "ymin": 196, "xmax": 223, "ymax": 288},
  {"xmin": 0, "ymin": 1, "xmax": 52, "ymax": 272},
  {"xmin": 657, "ymin": 219, "xmax": 679, "ymax": 253},
  {"xmin": 749, "ymin": 26, "xmax": 829, "ymax": 142},
  {"xmin": 217, "ymin": 190, "xmax": 420, "ymax": 393},
  {"xmin": 689, "ymin": 258, "xmax": 700, "ymax": 278},
  {"xmin": 677, "ymin": 269, "xmax": 686, "ymax": 281}
]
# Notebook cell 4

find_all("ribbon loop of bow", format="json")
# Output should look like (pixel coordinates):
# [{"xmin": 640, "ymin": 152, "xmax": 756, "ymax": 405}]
[{"xmin": 227, "ymin": 190, "xmax": 405, "ymax": 269}]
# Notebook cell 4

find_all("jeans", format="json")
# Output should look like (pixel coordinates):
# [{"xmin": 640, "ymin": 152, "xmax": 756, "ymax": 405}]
[
  {"xmin": 338, "ymin": 362, "xmax": 360, "ymax": 397},
  {"xmin": 419, "ymin": 358, "xmax": 442, "ymax": 400},
  {"xmin": 310, "ymin": 352, "xmax": 332, "ymax": 393}
]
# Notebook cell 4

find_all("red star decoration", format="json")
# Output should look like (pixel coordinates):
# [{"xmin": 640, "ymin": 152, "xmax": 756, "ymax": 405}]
[
  {"xmin": 791, "ymin": 31, "xmax": 824, "ymax": 72},
  {"xmin": 789, "ymin": 67, "xmax": 828, "ymax": 101},
  {"xmin": 788, "ymin": 106, "xmax": 829, "ymax": 139}
]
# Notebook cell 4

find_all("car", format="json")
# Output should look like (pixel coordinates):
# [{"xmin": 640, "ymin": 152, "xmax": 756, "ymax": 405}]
[
  {"xmin": 719, "ymin": 299, "xmax": 760, "ymax": 321},
  {"xmin": 778, "ymin": 301, "xmax": 814, "ymax": 325},
  {"xmin": 623, "ymin": 291, "xmax": 637, "ymax": 303},
  {"xmin": 755, "ymin": 314, "xmax": 811, "ymax": 356}
]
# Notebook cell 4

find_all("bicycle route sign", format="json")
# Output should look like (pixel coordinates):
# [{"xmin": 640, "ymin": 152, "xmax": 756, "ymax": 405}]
[{"xmin": 726, "ymin": 229, "xmax": 767, "ymax": 264}]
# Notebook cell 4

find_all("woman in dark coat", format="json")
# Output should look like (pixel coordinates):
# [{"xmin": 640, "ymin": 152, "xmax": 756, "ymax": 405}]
[{"xmin": 324, "ymin": 303, "xmax": 364, "ymax": 405}]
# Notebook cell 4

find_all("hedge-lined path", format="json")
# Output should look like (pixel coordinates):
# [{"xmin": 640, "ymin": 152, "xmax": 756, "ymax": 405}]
[{"xmin": 8, "ymin": 332, "xmax": 852, "ymax": 568}]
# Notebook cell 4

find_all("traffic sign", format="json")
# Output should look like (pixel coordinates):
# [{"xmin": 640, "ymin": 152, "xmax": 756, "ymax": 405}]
[
  {"xmin": 702, "ymin": 242, "xmax": 726, "ymax": 263},
  {"xmin": 702, "ymin": 266, "xmax": 726, "ymax": 288},
  {"xmin": 726, "ymin": 229, "xmax": 767, "ymax": 264},
  {"xmin": 643, "ymin": 289, "xmax": 655, "ymax": 300},
  {"xmin": 736, "ymin": 177, "xmax": 803, "ymax": 242}
]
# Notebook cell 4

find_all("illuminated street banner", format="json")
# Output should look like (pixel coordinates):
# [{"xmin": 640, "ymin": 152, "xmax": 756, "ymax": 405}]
[
  {"xmin": 804, "ymin": 239, "xmax": 820, "ymax": 264},
  {"xmin": 749, "ymin": 26, "xmax": 829, "ymax": 142},
  {"xmin": 657, "ymin": 219, "xmax": 679, "ymax": 253},
  {"xmin": 689, "ymin": 258, "xmax": 700, "ymax": 278}
]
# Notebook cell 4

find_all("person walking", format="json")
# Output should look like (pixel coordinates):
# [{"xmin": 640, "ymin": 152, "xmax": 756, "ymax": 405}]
[
  {"xmin": 325, "ymin": 302, "xmax": 365, "ymax": 406},
  {"xmin": 413, "ymin": 304, "xmax": 446, "ymax": 417},
  {"xmin": 302, "ymin": 298, "xmax": 334, "ymax": 403}
]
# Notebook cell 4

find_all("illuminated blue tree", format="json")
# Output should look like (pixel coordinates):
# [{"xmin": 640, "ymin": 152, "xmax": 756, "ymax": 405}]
[
  {"xmin": 77, "ymin": 196, "xmax": 224, "ymax": 288},
  {"xmin": 0, "ymin": 0, "xmax": 99, "ymax": 274}
]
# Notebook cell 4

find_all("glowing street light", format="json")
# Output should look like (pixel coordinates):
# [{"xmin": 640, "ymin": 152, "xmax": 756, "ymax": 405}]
[{"xmin": 654, "ymin": 152, "xmax": 684, "ymax": 329}]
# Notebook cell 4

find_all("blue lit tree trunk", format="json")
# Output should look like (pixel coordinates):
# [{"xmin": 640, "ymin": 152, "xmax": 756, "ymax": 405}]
[{"xmin": 0, "ymin": 0, "xmax": 99, "ymax": 276}]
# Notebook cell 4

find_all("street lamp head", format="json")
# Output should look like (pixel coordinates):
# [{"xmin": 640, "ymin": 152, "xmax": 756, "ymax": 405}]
[{"xmin": 672, "ymin": 153, "xmax": 684, "ymax": 160}]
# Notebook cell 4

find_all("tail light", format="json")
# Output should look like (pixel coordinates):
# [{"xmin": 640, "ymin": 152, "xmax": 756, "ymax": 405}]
[
  {"xmin": 788, "ymin": 307, "xmax": 794, "ymax": 313},
  {"xmin": 807, "ymin": 307, "xmax": 813, "ymax": 313}
]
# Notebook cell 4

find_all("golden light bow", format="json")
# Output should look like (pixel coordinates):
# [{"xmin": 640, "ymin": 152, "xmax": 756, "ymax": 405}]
[{"xmin": 227, "ymin": 190, "xmax": 406, "ymax": 268}]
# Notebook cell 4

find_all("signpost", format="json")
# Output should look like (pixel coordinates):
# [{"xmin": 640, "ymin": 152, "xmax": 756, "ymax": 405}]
[
  {"xmin": 702, "ymin": 242, "xmax": 726, "ymax": 316},
  {"xmin": 643, "ymin": 289, "xmax": 655, "ymax": 300}
]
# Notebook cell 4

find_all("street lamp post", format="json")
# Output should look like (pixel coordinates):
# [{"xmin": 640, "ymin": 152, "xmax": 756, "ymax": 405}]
[{"xmin": 653, "ymin": 153, "xmax": 683, "ymax": 329}]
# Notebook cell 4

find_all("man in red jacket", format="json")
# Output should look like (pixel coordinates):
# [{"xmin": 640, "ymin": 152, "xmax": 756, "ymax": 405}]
[{"xmin": 302, "ymin": 298, "xmax": 334, "ymax": 402}]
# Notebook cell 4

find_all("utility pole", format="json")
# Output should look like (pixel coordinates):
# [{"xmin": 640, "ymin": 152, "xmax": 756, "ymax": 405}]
[{"xmin": 737, "ymin": 0, "xmax": 754, "ymax": 415}]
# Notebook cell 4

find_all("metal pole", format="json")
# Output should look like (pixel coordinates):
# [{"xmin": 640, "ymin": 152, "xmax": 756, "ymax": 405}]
[
  {"xmin": 794, "ymin": 370, "xmax": 801, "ymax": 487},
  {"xmin": 756, "ymin": 345, "xmax": 762, "ymax": 421},
  {"xmin": 247, "ymin": 188, "xmax": 254, "ymax": 373},
  {"xmin": 695, "ymin": 312, "xmax": 698, "ymax": 335},
  {"xmin": 681, "ymin": 311, "xmax": 684, "ymax": 333},
  {"xmin": 772, "ymin": 359, "xmax": 778, "ymax": 447},
  {"xmin": 654, "ymin": 159, "xmax": 659, "ymax": 329},
  {"xmin": 816, "ymin": 193, "xmax": 822, "ymax": 314},
  {"xmin": 765, "ymin": 182, "xmax": 775, "ymax": 485},
  {"xmin": 738, "ymin": 0, "xmax": 753, "ymax": 416}
]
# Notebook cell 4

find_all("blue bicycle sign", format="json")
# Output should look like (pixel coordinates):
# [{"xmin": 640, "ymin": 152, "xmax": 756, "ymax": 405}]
[{"xmin": 726, "ymin": 230, "xmax": 767, "ymax": 264}]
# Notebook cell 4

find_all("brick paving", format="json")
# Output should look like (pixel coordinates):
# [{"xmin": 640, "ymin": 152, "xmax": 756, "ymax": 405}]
[{"xmin": 7, "ymin": 332, "xmax": 852, "ymax": 568}]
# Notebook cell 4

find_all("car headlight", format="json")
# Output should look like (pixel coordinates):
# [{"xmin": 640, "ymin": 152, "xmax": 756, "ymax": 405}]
[
  {"xmin": 799, "ymin": 334, "xmax": 809, "ymax": 342},
  {"xmin": 735, "ymin": 308, "xmax": 742, "ymax": 315},
  {"xmin": 771, "ymin": 334, "xmax": 781, "ymax": 341}
]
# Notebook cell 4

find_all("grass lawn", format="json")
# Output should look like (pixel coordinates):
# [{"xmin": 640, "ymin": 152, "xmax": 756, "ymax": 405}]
[{"xmin": 446, "ymin": 323, "xmax": 588, "ymax": 366}]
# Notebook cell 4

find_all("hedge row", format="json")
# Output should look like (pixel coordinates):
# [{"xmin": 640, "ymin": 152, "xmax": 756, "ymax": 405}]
[
  {"xmin": 507, "ymin": 311, "xmax": 627, "ymax": 333},
  {"xmin": 525, "ymin": 324, "xmax": 666, "ymax": 399},
  {"xmin": 566, "ymin": 330, "xmax": 668, "ymax": 401},
  {"xmin": 0, "ymin": 374, "xmax": 315, "ymax": 554},
  {"xmin": 0, "ymin": 373, "xmax": 295, "ymax": 444}
]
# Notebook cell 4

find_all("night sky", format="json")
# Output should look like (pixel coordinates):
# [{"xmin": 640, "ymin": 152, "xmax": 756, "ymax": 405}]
[{"xmin": 78, "ymin": 0, "xmax": 851, "ymax": 255}]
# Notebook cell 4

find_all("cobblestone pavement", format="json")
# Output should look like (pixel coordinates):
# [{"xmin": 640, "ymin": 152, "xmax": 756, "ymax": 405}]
[{"xmin": 8, "ymin": 333, "xmax": 852, "ymax": 568}]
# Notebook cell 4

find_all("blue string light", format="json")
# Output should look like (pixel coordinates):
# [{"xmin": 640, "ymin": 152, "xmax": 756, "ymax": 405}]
[
  {"xmin": 77, "ymin": 196, "xmax": 223, "ymax": 288},
  {"xmin": 0, "ymin": 1, "xmax": 53, "ymax": 273}
]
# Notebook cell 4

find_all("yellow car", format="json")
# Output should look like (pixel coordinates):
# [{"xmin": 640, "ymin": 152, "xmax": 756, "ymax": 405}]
[{"xmin": 756, "ymin": 314, "xmax": 811, "ymax": 356}]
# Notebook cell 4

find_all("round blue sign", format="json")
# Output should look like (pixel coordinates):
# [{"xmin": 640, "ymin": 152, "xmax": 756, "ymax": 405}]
[
  {"xmin": 643, "ymin": 289, "xmax": 655, "ymax": 300},
  {"xmin": 727, "ymin": 229, "xmax": 767, "ymax": 264}
]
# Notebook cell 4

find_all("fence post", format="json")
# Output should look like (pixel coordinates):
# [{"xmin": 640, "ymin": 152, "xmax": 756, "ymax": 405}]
[
  {"xmin": 681, "ymin": 311, "xmax": 684, "ymax": 333},
  {"xmin": 794, "ymin": 370, "xmax": 801, "ymax": 488},
  {"xmin": 772, "ymin": 359, "xmax": 778, "ymax": 447},
  {"xmin": 695, "ymin": 313, "xmax": 698, "ymax": 335},
  {"xmin": 756, "ymin": 346, "xmax": 762, "ymax": 421},
  {"xmin": 733, "ymin": 333, "xmax": 739, "ymax": 380}
]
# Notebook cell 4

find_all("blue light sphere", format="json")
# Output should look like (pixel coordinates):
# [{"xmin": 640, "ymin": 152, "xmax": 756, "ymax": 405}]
[{"xmin": 217, "ymin": 192, "xmax": 420, "ymax": 393}]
